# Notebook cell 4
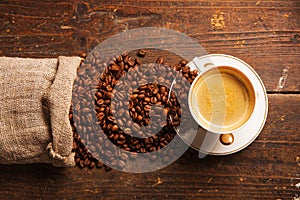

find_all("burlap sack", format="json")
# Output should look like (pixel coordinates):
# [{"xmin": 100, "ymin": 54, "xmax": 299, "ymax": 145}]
[{"xmin": 0, "ymin": 56, "xmax": 82, "ymax": 167}]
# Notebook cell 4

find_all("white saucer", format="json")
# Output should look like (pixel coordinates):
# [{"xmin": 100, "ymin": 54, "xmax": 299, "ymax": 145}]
[{"xmin": 185, "ymin": 54, "xmax": 268, "ymax": 155}]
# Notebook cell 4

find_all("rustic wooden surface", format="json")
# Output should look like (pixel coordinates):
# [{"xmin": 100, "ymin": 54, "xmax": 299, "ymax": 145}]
[{"xmin": 0, "ymin": 0, "xmax": 299, "ymax": 199}]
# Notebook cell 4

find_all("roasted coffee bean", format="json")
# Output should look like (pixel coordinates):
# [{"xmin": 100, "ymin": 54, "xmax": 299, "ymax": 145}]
[
  {"xmin": 182, "ymin": 66, "xmax": 190, "ymax": 74},
  {"xmin": 174, "ymin": 64, "xmax": 182, "ymax": 71},
  {"xmin": 144, "ymin": 105, "xmax": 151, "ymax": 111},
  {"xmin": 135, "ymin": 58, "xmax": 141, "ymax": 66},
  {"xmin": 113, "ymin": 133, "xmax": 119, "ymax": 141},
  {"xmin": 117, "ymin": 119, "xmax": 124, "ymax": 127},
  {"xmin": 119, "ymin": 134, "xmax": 125, "ymax": 140},
  {"xmin": 150, "ymin": 154, "xmax": 157, "ymax": 162},
  {"xmin": 162, "ymin": 156, "xmax": 170, "ymax": 163},
  {"xmin": 137, "ymin": 49, "xmax": 147, "ymax": 57},
  {"xmin": 81, "ymin": 107, "xmax": 90, "ymax": 113},
  {"xmin": 124, "ymin": 128, "xmax": 132, "ymax": 135},
  {"xmin": 127, "ymin": 57, "xmax": 135, "ymax": 67},
  {"xmin": 144, "ymin": 97, "xmax": 150, "ymax": 102},
  {"xmin": 118, "ymin": 160, "xmax": 126, "ymax": 168},
  {"xmin": 84, "ymin": 158, "xmax": 90, "ymax": 166},
  {"xmin": 79, "ymin": 160, "xmax": 85, "ymax": 168},
  {"xmin": 156, "ymin": 57, "xmax": 164, "ymax": 64},
  {"xmin": 96, "ymin": 161, "xmax": 103, "ymax": 168},
  {"xmin": 110, "ymin": 64, "xmax": 119, "ymax": 72},
  {"xmin": 89, "ymin": 161, "xmax": 95, "ymax": 169},
  {"xmin": 115, "ymin": 55, "xmax": 123, "ymax": 63},
  {"xmin": 180, "ymin": 59, "xmax": 188, "ymax": 66},
  {"xmin": 129, "ymin": 152, "xmax": 138, "ymax": 159},
  {"xmin": 132, "ymin": 123, "xmax": 140, "ymax": 132},
  {"xmin": 111, "ymin": 124, "xmax": 119, "ymax": 132}
]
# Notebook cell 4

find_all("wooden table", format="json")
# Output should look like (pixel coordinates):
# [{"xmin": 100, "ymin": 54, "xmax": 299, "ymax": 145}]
[{"xmin": 0, "ymin": 0, "xmax": 299, "ymax": 199}]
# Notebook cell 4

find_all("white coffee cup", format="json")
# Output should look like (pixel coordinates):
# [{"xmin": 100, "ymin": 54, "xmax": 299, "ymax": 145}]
[{"xmin": 188, "ymin": 54, "xmax": 258, "ymax": 134}]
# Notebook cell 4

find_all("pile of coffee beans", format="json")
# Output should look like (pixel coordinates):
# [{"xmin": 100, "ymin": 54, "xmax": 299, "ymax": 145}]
[{"xmin": 70, "ymin": 49, "xmax": 198, "ymax": 170}]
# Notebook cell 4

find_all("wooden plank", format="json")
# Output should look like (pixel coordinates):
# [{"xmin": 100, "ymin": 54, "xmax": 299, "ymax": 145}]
[
  {"xmin": 0, "ymin": 94, "xmax": 299, "ymax": 199},
  {"xmin": 0, "ymin": 0, "xmax": 299, "ymax": 92},
  {"xmin": 0, "ymin": 1, "xmax": 299, "ymax": 199}
]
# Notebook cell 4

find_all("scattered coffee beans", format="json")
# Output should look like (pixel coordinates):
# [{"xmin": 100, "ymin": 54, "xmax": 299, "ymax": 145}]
[{"xmin": 71, "ymin": 49, "xmax": 198, "ymax": 170}]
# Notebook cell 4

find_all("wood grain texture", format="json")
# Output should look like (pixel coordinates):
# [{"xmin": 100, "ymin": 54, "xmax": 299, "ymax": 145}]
[
  {"xmin": 0, "ymin": 94, "xmax": 299, "ymax": 199},
  {"xmin": 0, "ymin": 0, "xmax": 299, "ymax": 92},
  {"xmin": 0, "ymin": 1, "xmax": 299, "ymax": 199}
]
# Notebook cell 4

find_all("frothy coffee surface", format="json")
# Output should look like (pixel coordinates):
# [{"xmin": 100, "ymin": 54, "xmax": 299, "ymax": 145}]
[{"xmin": 192, "ymin": 66, "xmax": 255, "ymax": 132}]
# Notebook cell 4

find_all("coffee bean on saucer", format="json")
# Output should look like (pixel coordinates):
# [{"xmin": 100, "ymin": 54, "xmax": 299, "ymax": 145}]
[{"xmin": 220, "ymin": 134, "xmax": 234, "ymax": 145}]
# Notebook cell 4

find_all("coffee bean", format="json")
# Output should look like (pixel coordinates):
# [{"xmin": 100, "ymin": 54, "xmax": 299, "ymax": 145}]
[
  {"xmin": 136, "ymin": 115, "xmax": 143, "ymax": 122},
  {"xmin": 156, "ymin": 57, "xmax": 164, "ymax": 64},
  {"xmin": 144, "ymin": 97, "xmax": 150, "ymax": 103},
  {"xmin": 113, "ymin": 133, "xmax": 119, "ymax": 141},
  {"xmin": 105, "ymin": 150, "xmax": 113, "ymax": 158},
  {"xmin": 138, "ymin": 94, "xmax": 145, "ymax": 100},
  {"xmin": 119, "ymin": 134, "xmax": 125, "ymax": 141},
  {"xmin": 79, "ymin": 160, "xmax": 85, "ymax": 168},
  {"xmin": 135, "ymin": 58, "xmax": 142, "ymax": 66},
  {"xmin": 144, "ymin": 105, "xmax": 151, "ymax": 112},
  {"xmin": 89, "ymin": 161, "xmax": 95, "ymax": 169},
  {"xmin": 150, "ymin": 154, "xmax": 157, "ymax": 162},
  {"xmin": 111, "ymin": 124, "xmax": 118, "ymax": 132},
  {"xmin": 84, "ymin": 158, "xmax": 90, "ymax": 166},
  {"xmin": 180, "ymin": 59, "xmax": 188, "ymax": 66},
  {"xmin": 132, "ymin": 123, "xmax": 140, "ymax": 132},
  {"xmin": 129, "ymin": 152, "xmax": 138, "ymax": 159},
  {"xmin": 115, "ymin": 55, "xmax": 122, "ymax": 63},
  {"xmin": 135, "ymin": 106, "xmax": 142, "ymax": 113},
  {"xmin": 110, "ymin": 64, "xmax": 119, "ymax": 72},
  {"xmin": 127, "ymin": 58, "xmax": 135, "ymax": 67},
  {"xmin": 124, "ymin": 128, "xmax": 132, "ymax": 135},
  {"xmin": 162, "ymin": 156, "xmax": 169, "ymax": 163},
  {"xmin": 153, "ymin": 87, "xmax": 159, "ymax": 94},
  {"xmin": 81, "ymin": 108, "xmax": 90, "ymax": 113},
  {"xmin": 117, "ymin": 119, "xmax": 124, "ymax": 127},
  {"xmin": 118, "ymin": 160, "xmax": 126, "ymax": 168},
  {"xmin": 174, "ymin": 64, "xmax": 182, "ymax": 71},
  {"xmin": 96, "ymin": 161, "xmax": 103, "ymax": 168},
  {"xmin": 137, "ymin": 49, "xmax": 147, "ymax": 57},
  {"xmin": 104, "ymin": 92, "xmax": 113, "ymax": 99}
]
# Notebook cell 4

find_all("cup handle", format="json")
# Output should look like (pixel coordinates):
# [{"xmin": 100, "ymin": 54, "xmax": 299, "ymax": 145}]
[{"xmin": 188, "ymin": 57, "xmax": 215, "ymax": 73}]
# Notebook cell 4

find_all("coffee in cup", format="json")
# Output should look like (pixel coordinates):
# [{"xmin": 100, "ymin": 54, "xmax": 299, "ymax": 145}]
[{"xmin": 188, "ymin": 56, "xmax": 257, "ymax": 134}]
